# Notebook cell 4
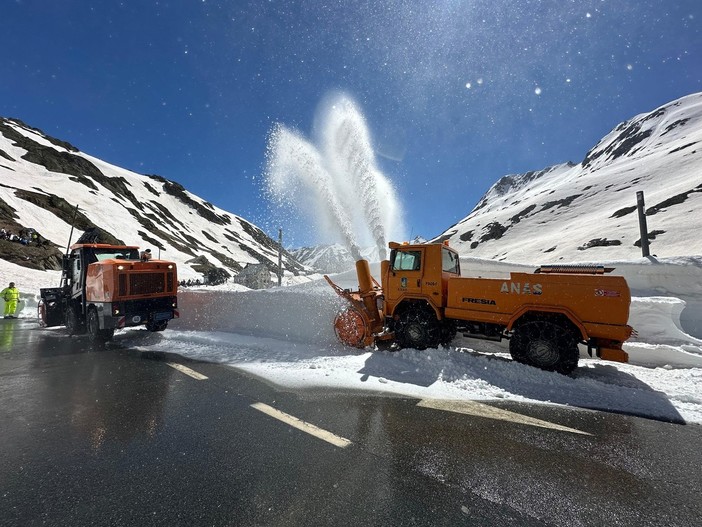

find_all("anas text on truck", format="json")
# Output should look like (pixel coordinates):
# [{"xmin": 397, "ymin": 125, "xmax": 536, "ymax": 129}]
[{"xmin": 325, "ymin": 241, "xmax": 633, "ymax": 375}]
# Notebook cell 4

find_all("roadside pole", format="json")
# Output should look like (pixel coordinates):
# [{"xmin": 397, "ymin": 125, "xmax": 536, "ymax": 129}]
[
  {"xmin": 278, "ymin": 228, "xmax": 283, "ymax": 287},
  {"xmin": 636, "ymin": 191, "xmax": 650, "ymax": 257}
]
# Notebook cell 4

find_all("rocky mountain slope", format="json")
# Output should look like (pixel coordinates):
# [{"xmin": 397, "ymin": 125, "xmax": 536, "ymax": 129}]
[
  {"xmin": 0, "ymin": 117, "xmax": 305, "ymax": 282},
  {"xmin": 435, "ymin": 92, "xmax": 702, "ymax": 262}
]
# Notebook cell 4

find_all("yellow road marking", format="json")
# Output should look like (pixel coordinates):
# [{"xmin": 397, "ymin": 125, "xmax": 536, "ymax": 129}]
[
  {"xmin": 251, "ymin": 402, "xmax": 353, "ymax": 448},
  {"xmin": 417, "ymin": 399, "xmax": 592, "ymax": 436},
  {"xmin": 166, "ymin": 362, "xmax": 208, "ymax": 380}
]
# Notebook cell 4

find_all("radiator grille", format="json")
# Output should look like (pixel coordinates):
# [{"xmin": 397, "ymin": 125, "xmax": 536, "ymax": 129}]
[{"xmin": 130, "ymin": 272, "xmax": 166, "ymax": 295}]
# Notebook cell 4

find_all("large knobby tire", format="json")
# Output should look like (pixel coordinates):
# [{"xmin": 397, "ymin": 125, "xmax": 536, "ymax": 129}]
[
  {"xmin": 38, "ymin": 302, "xmax": 47, "ymax": 328},
  {"xmin": 65, "ymin": 305, "xmax": 85, "ymax": 336},
  {"xmin": 146, "ymin": 320, "xmax": 168, "ymax": 332},
  {"xmin": 509, "ymin": 319, "xmax": 579, "ymax": 374},
  {"xmin": 395, "ymin": 305, "xmax": 441, "ymax": 351},
  {"xmin": 87, "ymin": 307, "xmax": 114, "ymax": 344}
]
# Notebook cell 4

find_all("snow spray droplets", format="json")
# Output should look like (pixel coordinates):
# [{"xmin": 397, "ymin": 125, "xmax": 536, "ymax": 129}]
[
  {"xmin": 265, "ymin": 94, "xmax": 403, "ymax": 260},
  {"xmin": 266, "ymin": 125, "xmax": 362, "ymax": 260}
]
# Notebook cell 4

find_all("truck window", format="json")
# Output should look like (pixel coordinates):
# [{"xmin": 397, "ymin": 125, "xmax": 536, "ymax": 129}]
[
  {"xmin": 93, "ymin": 249, "xmax": 140, "ymax": 261},
  {"xmin": 442, "ymin": 248, "xmax": 460, "ymax": 274},
  {"xmin": 393, "ymin": 250, "xmax": 422, "ymax": 271}
]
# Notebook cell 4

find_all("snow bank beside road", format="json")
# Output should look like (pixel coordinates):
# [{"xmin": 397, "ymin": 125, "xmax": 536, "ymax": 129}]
[{"xmin": 627, "ymin": 297, "xmax": 702, "ymax": 368}]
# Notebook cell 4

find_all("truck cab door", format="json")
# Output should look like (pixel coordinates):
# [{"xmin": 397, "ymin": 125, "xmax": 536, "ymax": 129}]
[
  {"xmin": 388, "ymin": 248, "xmax": 424, "ymax": 300},
  {"xmin": 70, "ymin": 254, "xmax": 83, "ymax": 299}
]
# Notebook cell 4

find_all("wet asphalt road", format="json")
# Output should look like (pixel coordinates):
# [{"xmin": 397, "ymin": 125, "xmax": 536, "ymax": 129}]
[{"xmin": 1, "ymin": 319, "xmax": 701, "ymax": 527}]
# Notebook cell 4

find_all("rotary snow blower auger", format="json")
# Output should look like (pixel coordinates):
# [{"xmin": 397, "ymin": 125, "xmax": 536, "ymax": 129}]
[{"xmin": 324, "ymin": 259, "xmax": 393, "ymax": 348}]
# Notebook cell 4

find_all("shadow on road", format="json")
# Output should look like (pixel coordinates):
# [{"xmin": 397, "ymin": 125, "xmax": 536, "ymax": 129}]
[{"xmin": 357, "ymin": 346, "xmax": 686, "ymax": 424}]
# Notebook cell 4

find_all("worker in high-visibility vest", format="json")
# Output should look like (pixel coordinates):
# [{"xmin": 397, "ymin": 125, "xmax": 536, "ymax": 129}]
[{"xmin": 1, "ymin": 282, "xmax": 20, "ymax": 319}]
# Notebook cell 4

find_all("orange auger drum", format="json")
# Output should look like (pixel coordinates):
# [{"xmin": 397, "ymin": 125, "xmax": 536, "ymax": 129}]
[
  {"xmin": 325, "ymin": 241, "xmax": 633, "ymax": 375},
  {"xmin": 325, "ymin": 260, "xmax": 386, "ymax": 348}
]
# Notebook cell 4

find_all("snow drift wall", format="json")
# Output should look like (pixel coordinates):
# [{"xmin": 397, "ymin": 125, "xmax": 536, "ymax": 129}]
[{"xmin": 173, "ymin": 286, "xmax": 344, "ymax": 347}]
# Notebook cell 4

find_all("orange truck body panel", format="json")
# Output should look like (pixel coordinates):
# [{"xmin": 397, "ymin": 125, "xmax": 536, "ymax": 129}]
[
  {"xmin": 443, "ymin": 272, "xmax": 631, "ymax": 338},
  {"xmin": 85, "ymin": 259, "xmax": 178, "ymax": 303}
]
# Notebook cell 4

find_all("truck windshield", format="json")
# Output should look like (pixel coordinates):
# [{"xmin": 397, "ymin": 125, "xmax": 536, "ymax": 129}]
[
  {"xmin": 93, "ymin": 249, "xmax": 140, "ymax": 261},
  {"xmin": 442, "ymin": 248, "xmax": 460, "ymax": 274}
]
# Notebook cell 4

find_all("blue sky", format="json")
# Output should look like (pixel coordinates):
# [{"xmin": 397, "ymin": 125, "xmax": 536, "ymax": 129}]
[{"xmin": 2, "ymin": 0, "xmax": 701, "ymax": 247}]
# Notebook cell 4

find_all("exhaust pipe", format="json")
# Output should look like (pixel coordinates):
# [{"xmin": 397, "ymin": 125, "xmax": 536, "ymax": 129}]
[{"xmin": 356, "ymin": 260, "xmax": 382, "ymax": 327}]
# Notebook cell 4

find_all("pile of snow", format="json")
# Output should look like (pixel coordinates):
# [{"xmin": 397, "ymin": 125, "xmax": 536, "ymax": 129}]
[{"xmin": 10, "ymin": 253, "xmax": 702, "ymax": 425}]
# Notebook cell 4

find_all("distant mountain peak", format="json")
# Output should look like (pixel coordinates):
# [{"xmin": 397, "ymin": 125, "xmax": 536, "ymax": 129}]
[{"xmin": 582, "ymin": 92, "xmax": 702, "ymax": 171}]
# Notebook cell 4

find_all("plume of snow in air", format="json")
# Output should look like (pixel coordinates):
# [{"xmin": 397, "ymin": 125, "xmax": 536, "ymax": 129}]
[
  {"xmin": 266, "ymin": 125, "xmax": 362, "ymax": 260},
  {"xmin": 265, "ymin": 93, "xmax": 404, "ymax": 260}
]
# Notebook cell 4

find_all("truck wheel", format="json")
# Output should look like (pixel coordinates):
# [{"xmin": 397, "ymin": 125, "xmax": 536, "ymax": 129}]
[
  {"xmin": 395, "ymin": 305, "xmax": 441, "ymax": 350},
  {"xmin": 509, "ymin": 320, "xmax": 579, "ymax": 374},
  {"xmin": 66, "ymin": 305, "xmax": 85, "ymax": 336},
  {"xmin": 146, "ymin": 320, "xmax": 168, "ymax": 332},
  {"xmin": 38, "ymin": 301, "xmax": 47, "ymax": 328},
  {"xmin": 87, "ymin": 307, "xmax": 114, "ymax": 344}
]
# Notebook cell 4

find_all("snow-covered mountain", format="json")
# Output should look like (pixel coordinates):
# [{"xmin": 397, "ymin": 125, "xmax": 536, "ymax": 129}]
[
  {"xmin": 4, "ymin": 91, "xmax": 700, "ymax": 283},
  {"xmin": 290, "ymin": 244, "xmax": 357, "ymax": 274},
  {"xmin": 289, "ymin": 244, "xmax": 383, "ymax": 273},
  {"xmin": 292, "ymin": 236, "xmax": 429, "ymax": 273},
  {"xmin": 435, "ymin": 92, "xmax": 702, "ymax": 262},
  {"xmin": 0, "ymin": 117, "xmax": 306, "ymax": 282}
]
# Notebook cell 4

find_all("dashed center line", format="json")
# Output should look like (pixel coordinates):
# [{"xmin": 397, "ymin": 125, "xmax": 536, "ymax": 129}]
[
  {"xmin": 166, "ymin": 362, "xmax": 208, "ymax": 380},
  {"xmin": 251, "ymin": 402, "xmax": 353, "ymax": 448},
  {"xmin": 417, "ymin": 399, "xmax": 592, "ymax": 436},
  {"xmin": 163, "ymin": 362, "xmax": 585, "ymax": 438}
]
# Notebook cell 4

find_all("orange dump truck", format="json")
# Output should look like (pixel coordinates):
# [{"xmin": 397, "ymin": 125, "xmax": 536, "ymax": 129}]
[
  {"xmin": 39, "ymin": 243, "xmax": 178, "ymax": 343},
  {"xmin": 326, "ymin": 241, "xmax": 632, "ymax": 374}
]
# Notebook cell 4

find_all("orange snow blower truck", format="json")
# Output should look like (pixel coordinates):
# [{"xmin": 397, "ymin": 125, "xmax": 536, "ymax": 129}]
[{"xmin": 325, "ymin": 241, "xmax": 633, "ymax": 374}]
